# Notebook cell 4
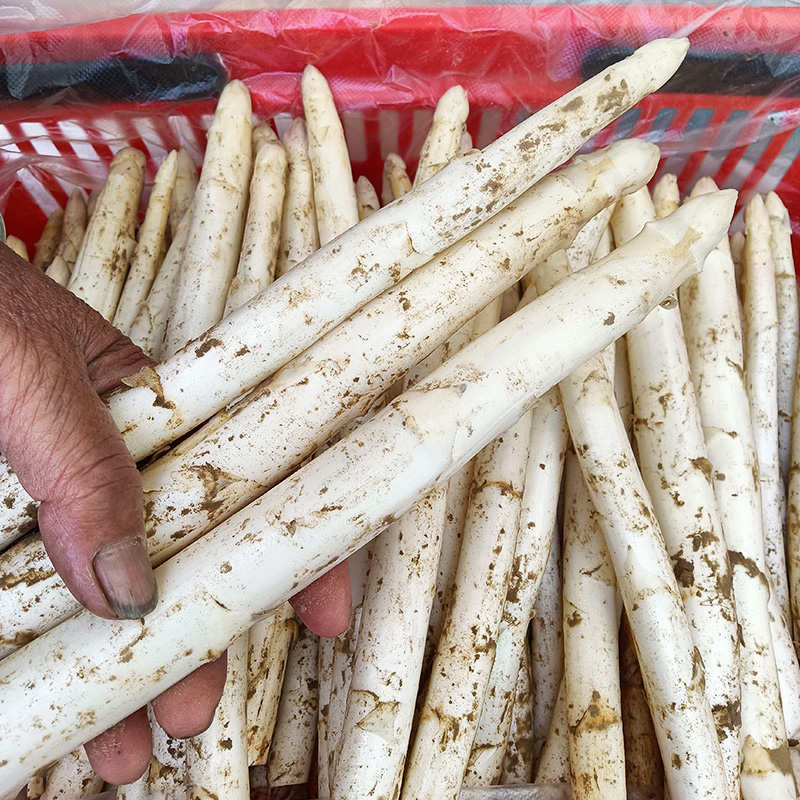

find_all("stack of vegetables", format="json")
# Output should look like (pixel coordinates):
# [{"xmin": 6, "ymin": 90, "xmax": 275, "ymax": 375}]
[{"xmin": 0, "ymin": 36, "xmax": 798, "ymax": 800}]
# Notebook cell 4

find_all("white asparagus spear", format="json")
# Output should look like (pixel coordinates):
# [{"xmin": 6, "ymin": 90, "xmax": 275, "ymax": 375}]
[
  {"xmin": 680, "ymin": 179, "xmax": 796, "ymax": 799},
  {"xmin": 382, "ymin": 153, "xmax": 412, "ymax": 205},
  {"xmin": 32, "ymin": 208, "xmax": 62, "ymax": 270},
  {"xmin": 161, "ymin": 80, "xmax": 252, "ymax": 357},
  {"xmin": 555, "ymin": 339, "xmax": 731, "ymax": 800},
  {"xmin": 89, "ymin": 36, "xmax": 689, "ymax": 465},
  {"xmin": 127, "ymin": 207, "xmax": 193, "ymax": 360},
  {"xmin": 616, "ymin": 185, "xmax": 741, "ymax": 795},
  {"xmin": 534, "ymin": 676, "xmax": 570, "ymax": 785},
  {"xmin": 5, "ymin": 235, "xmax": 28, "ymax": 260},
  {"xmin": 276, "ymin": 118, "xmax": 319, "ymax": 278},
  {"xmin": 540, "ymin": 192, "xmax": 738, "ymax": 800},
  {"xmin": 266, "ymin": 625, "xmax": 319, "ymax": 787},
  {"xmin": 331, "ymin": 495, "xmax": 445, "ymax": 800},
  {"xmin": 767, "ymin": 575, "xmax": 800, "ymax": 739},
  {"xmin": 113, "ymin": 150, "xmax": 178, "ymax": 335},
  {"xmin": 413, "ymin": 85, "xmax": 469, "ymax": 187},
  {"xmin": 325, "ymin": 550, "xmax": 369, "ymax": 789},
  {"xmin": 302, "ymin": 65, "xmax": 359, "ymax": 245},
  {"xmin": 0, "ymin": 142, "xmax": 656, "ymax": 658},
  {"xmin": 530, "ymin": 522, "xmax": 563, "ymax": 775},
  {"xmin": 730, "ymin": 229, "xmax": 745, "ymax": 290},
  {"xmin": 561, "ymin": 450, "xmax": 625, "ymax": 800},
  {"xmin": 39, "ymin": 750, "xmax": 102, "ymax": 800},
  {"xmin": 463, "ymin": 384, "xmax": 567, "ymax": 785},
  {"xmin": 652, "ymin": 173, "xmax": 680, "ymax": 217},
  {"xmin": 0, "ymin": 197, "xmax": 718, "ymax": 795},
  {"xmin": 355, "ymin": 175, "xmax": 380, "ymax": 220},
  {"xmin": 790, "ymin": 313, "xmax": 800, "ymax": 649},
  {"xmin": 224, "ymin": 126, "xmax": 287, "ymax": 316},
  {"xmin": 67, "ymin": 147, "xmax": 144, "ymax": 320},
  {"xmin": 422, "ymin": 297, "xmax": 502, "ymax": 677},
  {"xmin": 246, "ymin": 602, "xmax": 297, "ymax": 765},
  {"xmin": 185, "ymin": 637, "xmax": 249, "ymax": 800},
  {"xmin": 402, "ymin": 410, "xmax": 533, "ymax": 800},
  {"xmin": 499, "ymin": 635, "xmax": 535, "ymax": 785},
  {"xmin": 316, "ymin": 632, "xmax": 335, "ymax": 800},
  {"xmin": 169, "ymin": 146, "xmax": 198, "ymax": 241},
  {"xmin": 765, "ymin": 190, "xmax": 799, "ymax": 489},
  {"xmin": 742, "ymin": 193, "xmax": 791, "ymax": 626},
  {"xmin": 45, "ymin": 189, "xmax": 87, "ymax": 287}
]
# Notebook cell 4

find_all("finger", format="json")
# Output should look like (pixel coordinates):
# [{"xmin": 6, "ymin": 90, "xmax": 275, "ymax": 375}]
[
  {"xmin": 83, "ymin": 706, "xmax": 152, "ymax": 786},
  {"xmin": 151, "ymin": 654, "xmax": 228, "ymax": 739},
  {"xmin": 0, "ymin": 251, "xmax": 157, "ymax": 619},
  {"xmin": 290, "ymin": 560, "xmax": 352, "ymax": 637}
]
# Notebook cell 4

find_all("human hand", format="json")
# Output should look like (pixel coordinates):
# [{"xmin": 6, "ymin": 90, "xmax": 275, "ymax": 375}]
[{"xmin": 0, "ymin": 244, "xmax": 351, "ymax": 784}]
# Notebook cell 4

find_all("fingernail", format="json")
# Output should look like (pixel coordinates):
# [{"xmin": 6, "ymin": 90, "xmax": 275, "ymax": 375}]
[{"xmin": 93, "ymin": 537, "xmax": 158, "ymax": 619}]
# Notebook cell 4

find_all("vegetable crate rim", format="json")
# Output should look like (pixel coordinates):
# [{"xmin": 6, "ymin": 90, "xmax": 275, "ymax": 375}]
[{"xmin": 1, "ymin": 4, "xmax": 800, "ymax": 265}]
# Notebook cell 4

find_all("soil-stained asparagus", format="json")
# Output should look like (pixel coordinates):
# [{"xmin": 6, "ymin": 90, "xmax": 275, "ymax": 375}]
[
  {"xmin": 0, "ymin": 141, "xmax": 658, "ymax": 650},
  {"xmin": 0, "ymin": 194, "xmax": 718, "ymax": 794},
  {"xmin": 66, "ymin": 147, "xmax": 144, "ymax": 319},
  {"xmin": 162, "ymin": 80, "xmax": 252, "ymax": 356}
]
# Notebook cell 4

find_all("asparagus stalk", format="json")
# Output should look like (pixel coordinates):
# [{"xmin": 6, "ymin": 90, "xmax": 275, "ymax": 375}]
[
  {"xmin": 530, "ymin": 520, "xmax": 564, "ymax": 775},
  {"xmin": 162, "ymin": 80, "xmax": 252, "ymax": 356},
  {"xmin": 619, "ymin": 612, "xmax": 664, "ymax": 800},
  {"xmin": 0, "ymin": 195, "xmax": 719, "ymax": 795},
  {"xmin": 45, "ymin": 189, "xmax": 87, "ymax": 287},
  {"xmin": 355, "ymin": 175, "xmax": 380, "ymax": 220},
  {"xmin": 616, "ymin": 185, "xmax": 741, "ymax": 796},
  {"xmin": 185, "ymin": 637, "xmax": 249, "ymax": 800},
  {"xmin": 127, "ymin": 207, "xmax": 193, "ymax": 360},
  {"xmin": 541, "ymin": 191, "xmax": 738, "ymax": 800},
  {"xmin": 499, "ymin": 636, "xmax": 535, "ymax": 785},
  {"xmin": 113, "ymin": 150, "xmax": 177, "ymax": 335},
  {"xmin": 680, "ymin": 180, "xmax": 796, "ymax": 799},
  {"xmin": 32, "ymin": 208, "xmax": 63, "ymax": 270},
  {"xmin": 413, "ymin": 85, "xmax": 469, "ymax": 187},
  {"xmin": 742, "ymin": 193, "xmax": 791, "ymax": 624},
  {"xmin": 402, "ymin": 410, "xmax": 532, "ymax": 800},
  {"xmin": 67, "ymin": 147, "xmax": 144, "ymax": 320},
  {"xmin": 5, "ymin": 236, "xmax": 28, "ymax": 260},
  {"xmin": 168, "ymin": 146, "xmax": 198, "ymax": 240},
  {"xmin": 765, "ymin": 191, "xmax": 798, "ymax": 489},
  {"xmin": 330, "ymin": 494, "xmax": 445, "ymax": 800},
  {"xmin": 382, "ymin": 153, "xmax": 412, "ymax": 204},
  {"xmin": 39, "ymin": 749, "xmax": 102, "ymax": 800},
  {"xmin": 275, "ymin": 118, "xmax": 319, "ymax": 278},
  {"xmin": 246, "ymin": 602, "xmax": 297, "ymax": 765},
  {"xmin": 534, "ymin": 677, "xmax": 570, "ymax": 785},
  {"xmin": 561, "ymin": 450, "xmax": 625, "ymax": 800},
  {"xmin": 266, "ymin": 625, "xmax": 319, "ymax": 788},
  {"xmin": 301, "ymin": 65, "xmax": 359, "ymax": 245},
  {"xmin": 224, "ymin": 125, "xmax": 287, "ymax": 315}
]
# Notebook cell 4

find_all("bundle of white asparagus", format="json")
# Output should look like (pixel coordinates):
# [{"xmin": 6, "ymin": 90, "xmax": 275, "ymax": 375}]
[{"xmin": 2, "ymin": 35, "xmax": 800, "ymax": 800}]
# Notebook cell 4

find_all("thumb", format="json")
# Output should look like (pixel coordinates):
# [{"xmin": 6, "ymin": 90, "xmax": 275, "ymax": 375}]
[{"xmin": 0, "ymin": 245, "xmax": 157, "ymax": 619}]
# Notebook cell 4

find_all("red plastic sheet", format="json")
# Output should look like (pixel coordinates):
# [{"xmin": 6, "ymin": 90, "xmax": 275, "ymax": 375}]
[{"xmin": 0, "ymin": 5, "xmax": 799, "ymax": 262}]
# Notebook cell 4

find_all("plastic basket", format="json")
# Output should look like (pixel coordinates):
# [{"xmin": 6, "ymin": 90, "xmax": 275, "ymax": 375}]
[{"xmin": 0, "ymin": 5, "xmax": 799, "ymax": 262}]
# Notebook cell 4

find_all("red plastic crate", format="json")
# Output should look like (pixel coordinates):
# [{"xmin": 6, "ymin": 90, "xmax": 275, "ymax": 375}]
[{"xmin": 0, "ymin": 5, "xmax": 799, "ymax": 264}]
